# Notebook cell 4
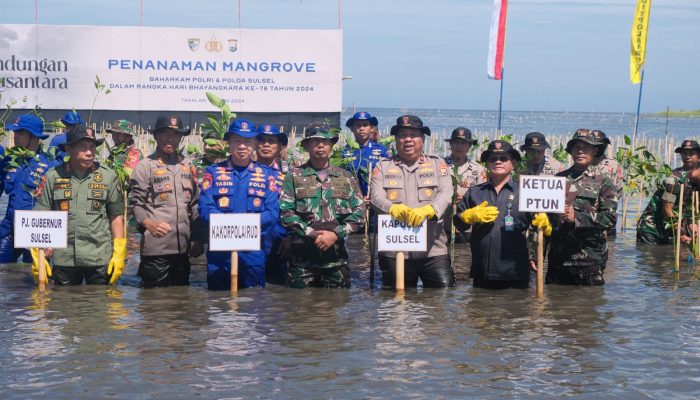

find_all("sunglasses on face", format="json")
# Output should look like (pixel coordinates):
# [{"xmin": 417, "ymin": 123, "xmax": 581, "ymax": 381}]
[{"xmin": 487, "ymin": 155, "xmax": 510, "ymax": 163}]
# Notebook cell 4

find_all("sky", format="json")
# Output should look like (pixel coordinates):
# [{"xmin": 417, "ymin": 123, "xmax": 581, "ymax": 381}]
[{"xmin": 1, "ymin": 0, "xmax": 699, "ymax": 113}]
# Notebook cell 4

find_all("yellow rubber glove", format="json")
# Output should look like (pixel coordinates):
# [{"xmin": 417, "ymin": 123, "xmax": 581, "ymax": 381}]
[
  {"xmin": 30, "ymin": 247, "xmax": 52, "ymax": 284},
  {"xmin": 389, "ymin": 204, "xmax": 412, "ymax": 222},
  {"xmin": 107, "ymin": 238, "xmax": 128, "ymax": 285},
  {"xmin": 531, "ymin": 212, "xmax": 553, "ymax": 236},
  {"xmin": 407, "ymin": 205, "xmax": 436, "ymax": 227},
  {"xmin": 459, "ymin": 201, "xmax": 499, "ymax": 224}
]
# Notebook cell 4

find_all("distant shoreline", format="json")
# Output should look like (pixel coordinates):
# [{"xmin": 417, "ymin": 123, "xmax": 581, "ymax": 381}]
[{"xmin": 656, "ymin": 109, "xmax": 700, "ymax": 117}]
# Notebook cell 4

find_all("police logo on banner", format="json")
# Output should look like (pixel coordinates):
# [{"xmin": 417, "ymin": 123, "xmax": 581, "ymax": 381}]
[{"xmin": 188, "ymin": 38, "xmax": 200, "ymax": 51}]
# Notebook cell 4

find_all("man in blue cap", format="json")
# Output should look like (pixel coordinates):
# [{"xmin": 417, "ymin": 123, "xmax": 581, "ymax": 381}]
[
  {"xmin": 130, "ymin": 114, "xmax": 201, "ymax": 288},
  {"xmin": 199, "ymin": 119, "xmax": 279, "ymax": 290},
  {"xmin": 0, "ymin": 114, "xmax": 61, "ymax": 263},
  {"xmin": 49, "ymin": 111, "xmax": 84, "ymax": 162},
  {"xmin": 255, "ymin": 123, "xmax": 289, "ymax": 285},
  {"xmin": 341, "ymin": 111, "xmax": 391, "ymax": 197}
]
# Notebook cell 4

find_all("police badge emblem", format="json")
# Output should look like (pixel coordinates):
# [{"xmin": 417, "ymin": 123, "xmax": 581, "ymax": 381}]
[
  {"xmin": 188, "ymin": 38, "xmax": 200, "ymax": 51},
  {"xmin": 228, "ymin": 39, "xmax": 238, "ymax": 52}
]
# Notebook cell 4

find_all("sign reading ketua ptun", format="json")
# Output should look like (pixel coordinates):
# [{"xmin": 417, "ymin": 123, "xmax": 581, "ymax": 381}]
[
  {"xmin": 0, "ymin": 25, "xmax": 342, "ymax": 112},
  {"xmin": 518, "ymin": 175, "xmax": 567, "ymax": 214}
]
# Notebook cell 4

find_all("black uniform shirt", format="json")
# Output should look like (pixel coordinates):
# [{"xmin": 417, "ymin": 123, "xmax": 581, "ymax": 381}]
[{"xmin": 455, "ymin": 177, "xmax": 531, "ymax": 282}]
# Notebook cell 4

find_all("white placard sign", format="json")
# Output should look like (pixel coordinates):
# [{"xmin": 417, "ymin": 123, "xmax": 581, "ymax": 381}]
[
  {"xmin": 14, "ymin": 210, "xmax": 68, "ymax": 249},
  {"xmin": 377, "ymin": 215, "xmax": 428, "ymax": 252},
  {"xmin": 209, "ymin": 213, "xmax": 261, "ymax": 251},
  {"xmin": 518, "ymin": 175, "xmax": 567, "ymax": 213},
  {"xmin": 0, "ymin": 24, "xmax": 342, "ymax": 112}
]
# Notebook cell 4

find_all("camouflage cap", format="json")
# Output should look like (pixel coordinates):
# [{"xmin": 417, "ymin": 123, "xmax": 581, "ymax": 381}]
[
  {"xmin": 301, "ymin": 121, "xmax": 339, "ymax": 146},
  {"xmin": 479, "ymin": 140, "xmax": 522, "ymax": 163},
  {"xmin": 565, "ymin": 128, "xmax": 606, "ymax": 154},
  {"xmin": 106, "ymin": 119, "xmax": 135, "ymax": 135},
  {"xmin": 674, "ymin": 139, "xmax": 700, "ymax": 153}
]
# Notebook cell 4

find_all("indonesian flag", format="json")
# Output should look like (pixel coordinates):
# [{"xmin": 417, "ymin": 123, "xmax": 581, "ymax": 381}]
[
  {"xmin": 487, "ymin": 0, "xmax": 508, "ymax": 80},
  {"xmin": 630, "ymin": 0, "xmax": 652, "ymax": 84}
]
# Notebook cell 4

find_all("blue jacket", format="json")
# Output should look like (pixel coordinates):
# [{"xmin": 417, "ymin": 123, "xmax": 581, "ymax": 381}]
[
  {"xmin": 0, "ymin": 148, "xmax": 61, "ymax": 237},
  {"xmin": 340, "ymin": 141, "xmax": 390, "ymax": 196},
  {"xmin": 0, "ymin": 145, "xmax": 4, "ymax": 195},
  {"xmin": 199, "ymin": 160, "xmax": 279, "ymax": 266}
]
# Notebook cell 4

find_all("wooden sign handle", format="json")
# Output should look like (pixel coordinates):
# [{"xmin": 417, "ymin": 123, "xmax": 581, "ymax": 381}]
[
  {"xmin": 38, "ymin": 248, "xmax": 47, "ymax": 290},
  {"xmin": 231, "ymin": 250, "xmax": 238, "ymax": 293},
  {"xmin": 396, "ymin": 251, "xmax": 405, "ymax": 291}
]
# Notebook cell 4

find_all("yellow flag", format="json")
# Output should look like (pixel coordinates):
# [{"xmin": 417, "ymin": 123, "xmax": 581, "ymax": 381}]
[{"xmin": 630, "ymin": 0, "xmax": 652, "ymax": 84}]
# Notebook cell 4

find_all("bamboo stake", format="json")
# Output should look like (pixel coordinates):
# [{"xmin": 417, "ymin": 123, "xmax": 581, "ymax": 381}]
[
  {"xmin": 38, "ymin": 248, "xmax": 47, "ymax": 291},
  {"xmin": 536, "ymin": 227, "xmax": 544, "ymax": 298},
  {"xmin": 693, "ymin": 191, "xmax": 697, "ymax": 257},
  {"xmin": 396, "ymin": 251, "xmax": 405, "ymax": 291},
  {"xmin": 231, "ymin": 251, "xmax": 238, "ymax": 293}
]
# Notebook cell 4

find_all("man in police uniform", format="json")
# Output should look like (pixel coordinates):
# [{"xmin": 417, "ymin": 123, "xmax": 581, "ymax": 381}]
[
  {"xmin": 255, "ymin": 123, "xmax": 290, "ymax": 285},
  {"xmin": 637, "ymin": 140, "xmax": 700, "ymax": 244},
  {"xmin": 1, "ymin": 114, "xmax": 60, "ymax": 263},
  {"xmin": 341, "ymin": 111, "xmax": 391, "ymax": 197},
  {"xmin": 199, "ymin": 119, "xmax": 279, "ymax": 290},
  {"xmin": 279, "ymin": 122, "xmax": 366, "ymax": 288},
  {"xmin": 106, "ymin": 119, "xmax": 143, "ymax": 177},
  {"xmin": 34, "ymin": 125, "xmax": 125, "ymax": 285},
  {"xmin": 130, "ymin": 115, "xmax": 201, "ymax": 288},
  {"xmin": 443, "ymin": 127, "xmax": 487, "ymax": 241},
  {"xmin": 520, "ymin": 132, "xmax": 565, "ymax": 176},
  {"xmin": 547, "ymin": 129, "xmax": 618, "ymax": 286},
  {"xmin": 370, "ymin": 115, "xmax": 455, "ymax": 288}
]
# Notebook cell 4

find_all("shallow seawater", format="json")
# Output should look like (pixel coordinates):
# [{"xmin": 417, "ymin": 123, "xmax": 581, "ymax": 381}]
[{"xmin": 1, "ymin": 224, "xmax": 699, "ymax": 399}]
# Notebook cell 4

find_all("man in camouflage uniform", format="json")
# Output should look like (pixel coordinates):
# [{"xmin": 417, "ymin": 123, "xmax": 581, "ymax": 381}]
[
  {"xmin": 130, "ymin": 115, "xmax": 201, "ymax": 288},
  {"xmin": 637, "ymin": 139, "xmax": 699, "ymax": 244},
  {"xmin": 279, "ymin": 122, "xmax": 366, "ymax": 288},
  {"xmin": 106, "ymin": 120, "xmax": 143, "ymax": 177},
  {"xmin": 520, "ymin": 132, "xmax": 565, "ymax": 176},
  {"xmin": 370, "ymin": 115, "xmax": 455, "ymax": 288},
  {"xmin": 443, "ymin": 127, "xmax": 486, "ymax": 242},
  {"xmin": 547, "ymin": 129, "xmax": 618, "ymax": 286}
]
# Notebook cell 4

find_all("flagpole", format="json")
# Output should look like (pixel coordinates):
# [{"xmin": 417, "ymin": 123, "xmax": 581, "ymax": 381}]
[
  {"xmin": 497, "ymin": 67, "xmax": 504, "ymax": 134},
  {"xmin": 632, "ymin": 69, "xmax": 645, "ymax": 149}
]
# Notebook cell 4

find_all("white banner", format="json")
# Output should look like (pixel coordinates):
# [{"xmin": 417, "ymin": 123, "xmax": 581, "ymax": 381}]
[
  {"xmin": 0, "ymin": 24, "xmax": 342, "ymax": 112},
  {"xmin": 518, "ymin": 175, "xmax": 566, "ymax": 213},
  {"xmin": 14, "ymin": 210, "xmax": 68, "ymax": 249},
  {"xmin": 209, "ymin": 213, "xmax": 261, "ymax": 251},
  {"xmin": 377, "ymin": 215, "xmax": 427, "ymax": 252}
]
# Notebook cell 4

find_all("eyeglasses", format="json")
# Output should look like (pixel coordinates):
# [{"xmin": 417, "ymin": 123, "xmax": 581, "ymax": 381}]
[{"xmin": 487, "ymin": 156, "xmax": 510, "ymax": 163}]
